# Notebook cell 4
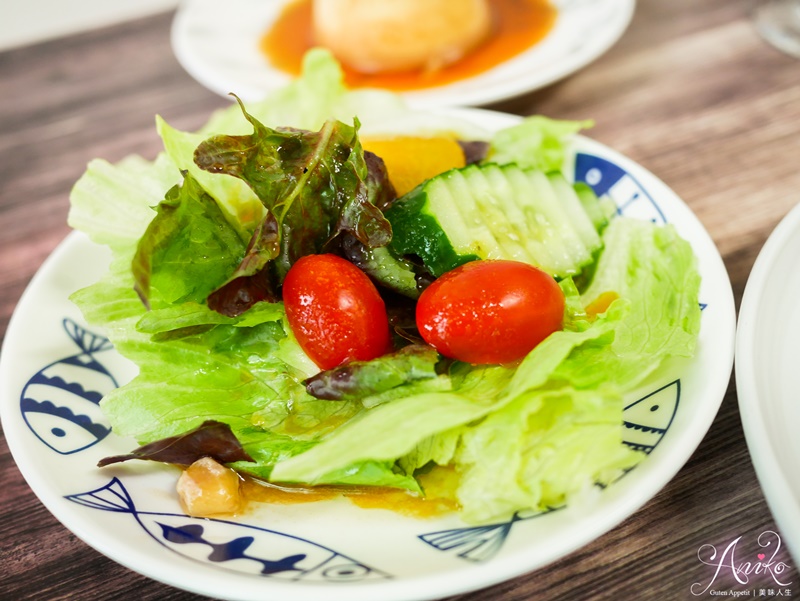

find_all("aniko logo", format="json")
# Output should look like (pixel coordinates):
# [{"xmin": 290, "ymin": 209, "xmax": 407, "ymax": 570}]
[{"xmin": 691, "ymin": 531, "xmax": 793, "ymax": 596}]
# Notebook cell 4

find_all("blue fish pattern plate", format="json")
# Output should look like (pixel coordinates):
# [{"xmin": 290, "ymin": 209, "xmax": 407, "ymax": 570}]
[
  {"xmin": 0, "ymin": 108, "xmax": 736, "ymax": 601},
  {"xmin": 20, "ymin": 318, "xmax": 115, "ymax": 455}
]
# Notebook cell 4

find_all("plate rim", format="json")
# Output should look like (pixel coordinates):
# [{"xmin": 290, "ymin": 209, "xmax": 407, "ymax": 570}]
[{"xmin": 1, "ymin": 106, "xmax": 736, "ymax": 601}]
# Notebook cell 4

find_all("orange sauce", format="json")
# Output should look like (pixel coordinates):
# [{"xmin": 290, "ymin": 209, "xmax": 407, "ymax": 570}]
[
  {"xmin": 239, "ymin": 465, "xmax": 460, "ymax": 518},
  {"xmin": 260, "ymin": 0, "xmax": 557, "ymax": 91}
]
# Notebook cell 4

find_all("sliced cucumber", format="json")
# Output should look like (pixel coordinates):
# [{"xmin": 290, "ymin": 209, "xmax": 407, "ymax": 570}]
[
  {"xmin": 384, "ymin": 179, "xmax": 480, "ymax": 279},
  {"xmin": 457, "ymin": 166, "xmax": 533, "ymax": 263},
  {"xmin": 547, "ymin": 174, "xmax": 602, "ymax": 247},
  {"xmin": 385, "ymin": 163, "xmax": 604, "ymax": 279},
  {"xmin": 573, "ymin": 181, "xmax": 611, "ymax": 233}
]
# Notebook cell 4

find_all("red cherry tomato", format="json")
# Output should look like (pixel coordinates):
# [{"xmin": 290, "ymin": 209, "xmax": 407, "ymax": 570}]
[
  {"xmin": 416, "ymin": 260, "xmax": 565, "ymax": 364},
  {"xmin": 283, "ymin": 254, "xmax": 391, "ymax": 370}
]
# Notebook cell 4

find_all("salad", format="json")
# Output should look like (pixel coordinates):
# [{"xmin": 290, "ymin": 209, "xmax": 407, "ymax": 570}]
[{"xmin": 68, "ymin": 49, "xmax": 701, "ymax": 525}]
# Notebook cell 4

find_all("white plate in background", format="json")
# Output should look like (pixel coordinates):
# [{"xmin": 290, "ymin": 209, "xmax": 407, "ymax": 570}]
[
  {"xmin": 171, "ymin": 0, "xmax": 635, "ymax": 107},
  {"xmin": 736, "ymin": 201, "xmax": 800, "ymax": 565},
  {"xmin": 0, "ymin": 0, "xmax": 179, "ymax": 51}
]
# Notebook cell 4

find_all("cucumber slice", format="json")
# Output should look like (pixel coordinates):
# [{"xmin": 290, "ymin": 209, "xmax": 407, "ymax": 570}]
[
  {"xmin": 480, "ymin": 164, "xmax": 555, "ymax": 269},
  {"xmin": 426, "ymin": 169, "xmax": 504, "ymax": 260},
  {"xmin": 459, "ymin": 165, "xmax": 534, "ymax": 263},
  {"xmin": 573, "ymin": 181, "xmax": 610, "ymax": 233},
  {"xmin": 546, "ymin": 173, "xmax": 602, "ymax": 253},
  {"xmin": 508, "ymin": 167, "xmax": 588, "ymax": 276},
  {"xmin": 385, "ymin": 162, "xmax": 603, "ymax": 278},
  {"xmin": 386, "ymin": 171, "xmax": 480, "ymax": 278}
]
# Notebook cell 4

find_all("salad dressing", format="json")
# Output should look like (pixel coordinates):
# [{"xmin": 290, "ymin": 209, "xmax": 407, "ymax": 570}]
[
  {"xmin": 260, "ymin": 0, "xmax": 557, "ymax": 92},
  {"xmin": 277, "ymin": 413, "xmax": 352, "ymax": 437},
  {"xmin": 239, "ymin": 465, "xmax": 459, "ymax": 518}
]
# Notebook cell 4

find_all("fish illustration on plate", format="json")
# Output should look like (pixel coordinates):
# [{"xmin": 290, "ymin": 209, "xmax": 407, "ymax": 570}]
[
  {"xmin": 65, "ymin": 477, "xmax": 390, "ymax": 581},
  {"xmin": 420, "ymin": 380, "xmax": 681, "ymax": 562},
  {"xmin": 574, "ymin": 152, "xmax": 667, "ymax": 224},
  {"xmin": 419, "ymin": 507, "xmax": 558, "ymax": 563},
  {"xmin": 621, "ymin": 379, "xmax": 680, "ymax": 454},
  {"xmin": 20, "ymin": 318, "xmax": 116, "ymax": 454}
]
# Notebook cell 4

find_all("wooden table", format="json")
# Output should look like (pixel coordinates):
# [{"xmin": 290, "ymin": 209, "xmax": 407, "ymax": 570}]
[{"xmin": 2, "ymin": 0, "xmax": 800, "ymax": 598}]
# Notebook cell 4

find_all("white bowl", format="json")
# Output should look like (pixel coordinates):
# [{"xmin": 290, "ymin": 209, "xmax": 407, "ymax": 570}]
[{"xmin": 736, "ymin": 201, "xmax": 800, "ymax": 565}]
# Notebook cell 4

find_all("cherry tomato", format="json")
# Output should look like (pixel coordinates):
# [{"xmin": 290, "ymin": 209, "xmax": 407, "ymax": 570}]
[
  {"xmin": 283, "ymin": 254, "xmax": 391, "ymax": 370},
  {"xmin": 416, "ymin": 260, "xmax": 565, "ymax": 364}
]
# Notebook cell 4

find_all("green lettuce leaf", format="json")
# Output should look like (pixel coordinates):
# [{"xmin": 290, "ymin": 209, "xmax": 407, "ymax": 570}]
[
  {"xmin": 569, "ymin": 218, "xmax": 702, "ymax": 390},
  {"xmin": 131, "ymin": 172, "xmax": 249, "ymax": 307},
  {"xmin": 455, "ymin": 387, "xmax": 639, "ymax": 522},
  {"xmin": 269, "ymin": 324, "xmax": 616, "ymax": 484},
  {"xmin": 135, "ymin": 300, "xmax": 284, "ymax": 335},
  {"xmin": 201, "ymin": 48, "xmax": 408, "ymax": 135},
  {"xmin": 487, "ymin": 116, "xmax": 593, "ymax": 172},
  {"xmin": 157, "ymin": 117, "xmax": 264, "ymax": 232},
  {"xmin": 68, "ymin": 153, "xmax": 180, "ymax": 252},
  {"xmin": 97, "ymin": 321, "xmax": 296, "ymax": 440},
  {"xmin": 270, "ymin": 391, "xmax": 496, "ymax": 484},
  {"xmin": 228, "ymin": 428, "xmax": 420, "ymax": 491}
]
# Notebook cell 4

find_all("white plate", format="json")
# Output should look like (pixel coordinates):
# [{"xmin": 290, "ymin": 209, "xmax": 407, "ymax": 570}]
[
  {"xmin": 171, "ymin": 0, "xmax": 635, "ymax": 108},
  {"xmin": 736, "ymin": 202, "xmax": 800, "ymax": 565},
  {"xmin": 1, "ymin": 108, "xmax": 735, "ymax": 601}
]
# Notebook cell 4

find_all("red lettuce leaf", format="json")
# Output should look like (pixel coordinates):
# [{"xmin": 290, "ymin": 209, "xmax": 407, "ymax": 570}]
[
  {"xmin": 97, "ymin": 420, "xmax": 254, "ymax": 467},
  {"xmin": 207, "ymin": 212, "xmax": 281, "ymax": 315},
  {"xmin": 194, "ymin": 98, "xmax": 392, "ymax": 316},
  {"xmin": 304, "ymin": 345, "xmax": 440, "ymax": 400},
  {"xmin": 363, "ymin": 150, "xmax": 397, "ymax": 211},
  {"xmin": 457, "ymin": 140, "xmax": 490, "ymax": 165}
]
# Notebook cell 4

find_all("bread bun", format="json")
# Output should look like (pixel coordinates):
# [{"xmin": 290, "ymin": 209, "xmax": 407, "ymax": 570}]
[{"xmin": 312, "ymin": 0, "xmax": 493, "ymax": 73}]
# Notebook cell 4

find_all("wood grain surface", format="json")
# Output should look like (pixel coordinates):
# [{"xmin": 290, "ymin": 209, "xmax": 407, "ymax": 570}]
[{"xmin": 2, "ymin": 1, "xmax": 800, "ymax": 599}]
